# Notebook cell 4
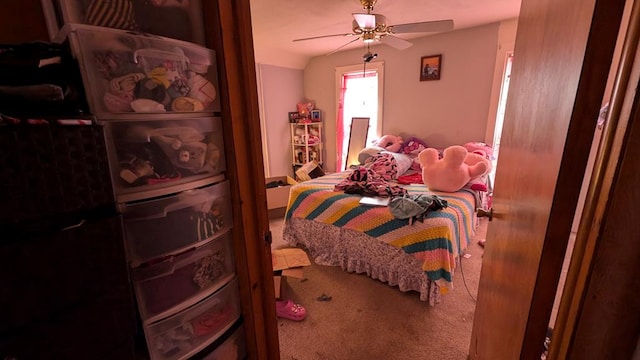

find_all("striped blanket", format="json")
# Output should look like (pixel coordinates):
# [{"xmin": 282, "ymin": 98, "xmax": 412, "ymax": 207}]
[{"xmin": 285, "ymin": 172, "xmax": 477, "ymax": 291}]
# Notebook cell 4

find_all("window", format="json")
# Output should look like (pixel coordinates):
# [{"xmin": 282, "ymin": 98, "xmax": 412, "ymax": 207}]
[{"xmin": 335, "ymin": 62, "xmax": 384, "ymax": 171}]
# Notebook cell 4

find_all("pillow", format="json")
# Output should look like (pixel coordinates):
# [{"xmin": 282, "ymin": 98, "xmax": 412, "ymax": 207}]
[{"xmin": 382, "ymin": 151, "xmax": 412, "ymax": 178}]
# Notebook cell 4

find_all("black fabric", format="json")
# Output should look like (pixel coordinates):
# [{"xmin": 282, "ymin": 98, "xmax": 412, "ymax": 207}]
[{"xmin": 0, "ymin": 42, "xmax": 88, "ymax": 116}]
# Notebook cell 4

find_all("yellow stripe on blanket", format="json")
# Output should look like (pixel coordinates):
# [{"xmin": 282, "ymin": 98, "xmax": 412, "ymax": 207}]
[
  {"xmin": 294, "ymin": 190, "xmax": 346, "ymax": 219},
  {"xmin": 388, "ymin": 225, "xmax": 452, "ymax": 248},
  {"xmin": 287, "ymin": 184, "xmax": 329, "ymax": 209},
  {"xmin": 345, "ymin": 207, "xmax": 396, "ymax": 232},
  {"xmin": 322, "ymin": 198, "xmax": 361, "ymax": 224}
]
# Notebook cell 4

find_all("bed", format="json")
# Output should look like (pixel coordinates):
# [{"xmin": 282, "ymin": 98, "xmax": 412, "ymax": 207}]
[{"xmin": 281, "ymin": 171, "xmax": 479, "ymax": 305}]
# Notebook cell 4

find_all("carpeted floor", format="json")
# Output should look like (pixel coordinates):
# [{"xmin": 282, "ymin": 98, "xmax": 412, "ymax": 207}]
[{"xmin": 269, "ymin": 216, "xmax": 488, "ymax": 360}]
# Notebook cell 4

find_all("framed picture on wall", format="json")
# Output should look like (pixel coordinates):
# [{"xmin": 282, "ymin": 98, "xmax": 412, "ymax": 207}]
[
  {"xmin": 420, "ymin": 54, "xmax": 442, "ymax": 81},
  {"xmin": 311, "ymin": 110, "xmax": 321, "ymax": 121}
]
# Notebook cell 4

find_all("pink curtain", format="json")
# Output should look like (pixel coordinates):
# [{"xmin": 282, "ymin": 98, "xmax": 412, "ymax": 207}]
[
  {"xmin": 336, "ymin": 71, "xmax": 376, "ymax": 171},
  {"xmin": 336, "ymin": 76, "xmax": 347, "ymax": 171}
]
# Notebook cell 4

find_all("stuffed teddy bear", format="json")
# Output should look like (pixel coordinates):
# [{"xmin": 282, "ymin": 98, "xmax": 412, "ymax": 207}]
[
  {"xmin": 374, "ymin": 135, "xmax": 403, "ymax": 153},
  {"xmin": 418, "ymin": 145, "xmax": 489, "ymax": 192}
]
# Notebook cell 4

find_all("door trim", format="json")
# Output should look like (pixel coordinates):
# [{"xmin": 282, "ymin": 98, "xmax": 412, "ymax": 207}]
[{"xmin": 550, "ymin": 0, "xmax": 640, "ymax": 357}]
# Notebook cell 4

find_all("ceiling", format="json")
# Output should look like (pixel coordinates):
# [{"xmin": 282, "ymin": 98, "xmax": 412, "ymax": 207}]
[{"xmin": 249, "ymin": 0, "xmax": 521, "ymax": 69}]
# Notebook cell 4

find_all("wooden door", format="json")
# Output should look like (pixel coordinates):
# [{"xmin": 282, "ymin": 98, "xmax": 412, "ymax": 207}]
[{"xmin": 469, "ymin": 0, "xmax": 626, "ymax": 359}]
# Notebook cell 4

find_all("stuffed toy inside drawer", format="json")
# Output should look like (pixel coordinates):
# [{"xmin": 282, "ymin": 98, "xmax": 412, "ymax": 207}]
[
  {"xmin": 103, "ymin": 116, "xmax": 226, "ymax": 202},
  {"xmin": 132, "ymin": 231, "xmax": 235, "ymax": 323},
  {"xmin": 144, "ymin": 277, "xmax": 241, "ymax": 360},
  {"xmin": 57, "ymin": 24, "xmax": 220, "ymax": 116},
  {"xmin": 120, "ymin": 180, "xmax": 233, "ymax": 266}
]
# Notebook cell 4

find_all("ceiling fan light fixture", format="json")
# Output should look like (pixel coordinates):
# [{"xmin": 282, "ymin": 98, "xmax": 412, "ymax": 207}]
[
  {"xmin": 353, "ymin": 13, "xmax": 377, "ymax": 29},
  {"xmin": 293, "ymin": 0, "xmax": 453, "ymax": 55},
  {"xmin": 362, "ymin": 32, "xmax": 376, "ymax": 43}
]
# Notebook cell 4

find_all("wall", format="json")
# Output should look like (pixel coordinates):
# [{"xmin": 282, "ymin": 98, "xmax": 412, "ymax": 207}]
[
  {"xmin": 303, "ymin": 23, "xmax": 503, "ymax": 172},
  {"xmin": 257, "ymin": 64, "xmax": 304, "ymax": 177}
]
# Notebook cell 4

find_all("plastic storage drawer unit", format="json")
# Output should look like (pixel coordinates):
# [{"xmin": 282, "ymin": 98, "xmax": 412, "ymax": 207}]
[
  {"xmin": 201, "ymin": 324, "xmax": 246, "ymax": 360},
  {"xmin": 42, "ymin": 0, "xmax": 207, "ymax": 45},
  {"xmin": 103, "ymin": 116, "xmax": 226, "ymax": 202},
  {"xmin": 120, "ymin": 181, "xmax": 233, "ymax": 266},
  {"xmin": 133, "ymin": 231, "xmax": 235, "ymax": 323},
  {"xmin": 57, "ymin": 24, "xmax": 220, "ymax": 115},
  {"xmin": 145, "ymin": 277, "xmax": 241, "ymax": 360}
]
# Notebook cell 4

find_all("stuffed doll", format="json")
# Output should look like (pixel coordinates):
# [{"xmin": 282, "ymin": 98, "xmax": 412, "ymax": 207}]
[
  {"xmin": 464, "ymin": 150, "xmax": 492, "ymax": 191},
  {"xmin": 151, "ymin": 133, "xmax": 207, "ymax": 173},
  {"xmin": 374, "ymin": 135, "xmax": 403, "ymax": 153},
  {"xmin": 401, "ymin": 136, "xmax": 428, "ymax": 155},
  {"xmin": 419, "ymin": 145, "xmax": 489, "ymax": 192},
  {"xmin": 463, "ymin": 141, "xmax": 493, "ymax": 159}
]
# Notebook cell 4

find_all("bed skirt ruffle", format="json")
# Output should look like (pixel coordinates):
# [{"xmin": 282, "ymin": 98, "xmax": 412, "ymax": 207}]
[{"xmin": 282, "ymin": 217, "xmax": 442, "ymax": 306}]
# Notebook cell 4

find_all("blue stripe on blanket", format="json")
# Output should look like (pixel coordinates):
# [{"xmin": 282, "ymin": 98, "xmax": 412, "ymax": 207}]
[
  {"xmin": 363, "ymin": 217, "xmax": 410, "ymax": 237},
  {"xmin": 426, "ymin": 269, "xmax": 452, "ymax": 283},
  {"xmin": 332, "ymin": 205, "xmax": 372, "ymax": 227},
  {"xmin": 306, "ymin": 193, "xmax": 354, "ymax": 220},
  {"xmin": 285, "ymin": 188, "xmax": 327, "ymax": 220},
  {"xmin": 402, "ymin": 236, "xmax": 453, "ymax": 253}
]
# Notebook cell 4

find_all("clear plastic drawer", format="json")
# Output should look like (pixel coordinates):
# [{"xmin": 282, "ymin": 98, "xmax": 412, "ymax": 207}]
[
  {"xmin": 145, "ymin": 277, "xmax": 241, "ymax": 360},
  {"xmin": 120, "ymin": 181, "xmax": 233, "ymax": 266},
  {"xmin": 201, "ymin": 324, "xmax": 246, "ymax": 360},
  {"xmin": 43, "ymin": 0, "xmax": 206, "ymax": 45},
  {"xmin": 58, "ymin": 24, "xmax": 220, "ymax": 115},
  {"xmin": 103, "ymin": 116, "xmax": 226, "ymax": 202},
  {"xmin": 133, "ymin": 232, "xmax": 235, "ymax": 323}
]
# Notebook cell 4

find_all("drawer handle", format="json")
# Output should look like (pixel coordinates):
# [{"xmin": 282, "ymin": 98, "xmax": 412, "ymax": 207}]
[
  {"xmin": 61, "ymin": 219, "xmax": 85, "ymax": 231},
  {"xmin": 133, "ymin": 49, "xmax": 190, "ymax": 65}
]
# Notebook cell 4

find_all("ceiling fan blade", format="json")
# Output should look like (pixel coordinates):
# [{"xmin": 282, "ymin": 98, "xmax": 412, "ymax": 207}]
[
  {"xmin": 353, "ymin": 13, "xmax": 377, "ymax": 29},
  {"xmin": 380, "ymin": 35, "xmax": 413, "ymax": 50},
  {"xmin": 390, "ymin": 19, "xmax": 454, "ymax": 34},
  {"xmin": 293, "ymin": 33, "xmax": 356, "ymax": 42},
  {"xmin": 326, "ymin": 37, "xmax": 362, "ymax": 56}
]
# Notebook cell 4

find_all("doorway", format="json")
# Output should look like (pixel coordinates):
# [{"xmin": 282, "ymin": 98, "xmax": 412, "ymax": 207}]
[{"xmin": 335, "ymin": 62, "xmax": 384, "ymax": 171}]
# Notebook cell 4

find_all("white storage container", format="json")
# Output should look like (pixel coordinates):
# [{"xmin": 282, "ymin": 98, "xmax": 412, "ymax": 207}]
[
  {"xmin": 133, "ymin": 232, "xmax": 235, "ymax": 323},
  {"xmin": 145, "ymin": 277, "xmax": 241, "ymax": 360},
  {"xmin": 42, "ymin": 0, "xmax": 206, "ymax": 45},
  {"xmin": 120, "ymin": 181, "xmax": 233, "ymax": 266},
  {"xmin": 103, "ymin": 116, "xmax": 226, "ymax": 202},
  {"xmin": 57, "ymin": 24, "xmax": 220, "ymax": 116}
]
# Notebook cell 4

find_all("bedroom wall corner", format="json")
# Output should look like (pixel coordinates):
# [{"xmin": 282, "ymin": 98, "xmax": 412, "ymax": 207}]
[
  {"xmin": 257, "ymin": 63, "xmax": 305, "ymax": 178},
  {"xmin": 303, "ymin": 22, "xmax": 502, "ymax": 172}
]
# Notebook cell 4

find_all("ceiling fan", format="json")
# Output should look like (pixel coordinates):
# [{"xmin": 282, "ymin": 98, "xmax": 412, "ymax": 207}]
[{"xmin": 292, "ymin": 0, "xmax": 454, "ymax": 55}]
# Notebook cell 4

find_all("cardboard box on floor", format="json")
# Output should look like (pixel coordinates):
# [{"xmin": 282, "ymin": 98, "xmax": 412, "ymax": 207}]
[
  {"xmin": 272, "ymin": 248, "xmax": 311, "ymax": 299},
  {"xmin": 265, "ymin": 176, "xmax": 297, "ymax": 210},
  {"xmin": 294, "ymin": 160, "xmax": 325, "ymax": 182}
]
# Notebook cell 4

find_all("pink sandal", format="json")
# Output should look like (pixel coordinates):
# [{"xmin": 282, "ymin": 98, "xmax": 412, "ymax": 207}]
[{"xmin": 276, "ymin": 300, "xmax": 307, "ymax": 321}]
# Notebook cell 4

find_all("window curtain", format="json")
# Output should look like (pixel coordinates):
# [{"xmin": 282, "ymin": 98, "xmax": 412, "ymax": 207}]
[{"xmin": 337, "ymin": 71, "xmax": 376, "ymax": 171}]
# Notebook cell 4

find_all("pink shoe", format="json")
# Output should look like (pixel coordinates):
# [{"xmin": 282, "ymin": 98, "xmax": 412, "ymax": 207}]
[{"xmin": 276, "ymin": 300, "xmax": 307, "ymax": 321}]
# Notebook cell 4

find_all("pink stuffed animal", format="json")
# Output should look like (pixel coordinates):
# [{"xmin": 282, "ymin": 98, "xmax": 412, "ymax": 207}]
[
  {"xmin": 374, "ymin": 135, "xmax": 403, "ymax": 153},
  {"xmin": 419, "ymin": 145, "xmax": 489, "ymax": 192}
]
